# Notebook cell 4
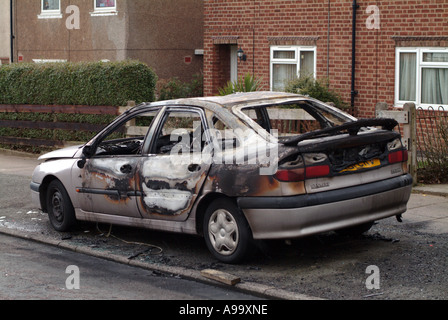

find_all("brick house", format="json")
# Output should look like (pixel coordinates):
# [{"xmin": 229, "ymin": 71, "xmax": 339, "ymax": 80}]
[
  {"xmin": 203, "ymin": 0, "xmax": 448, "ymax": 117},
  {"xmin": 10, "ymin": 0, "xmax": 203, "ymax": 82}
]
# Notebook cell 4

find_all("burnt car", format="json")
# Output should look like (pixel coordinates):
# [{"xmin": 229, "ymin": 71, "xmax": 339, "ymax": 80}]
[{"xmin": 30, "ymin": 92, "xmax": 412, "ymax": 263}]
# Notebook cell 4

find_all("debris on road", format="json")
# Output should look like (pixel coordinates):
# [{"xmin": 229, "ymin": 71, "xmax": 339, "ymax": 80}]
[{"xmin": 201, "ymin": 269, "xmax": 241, "ymax": 286}]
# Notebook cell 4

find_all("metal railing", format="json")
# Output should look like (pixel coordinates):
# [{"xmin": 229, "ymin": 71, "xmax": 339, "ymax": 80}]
[
  {"xmin": 415, "ymin": 106, "xmax": 448, "ymax": 182},
  {"xmin": 376, "ymin": 102, "xmax": 448, "ymax": 184}
]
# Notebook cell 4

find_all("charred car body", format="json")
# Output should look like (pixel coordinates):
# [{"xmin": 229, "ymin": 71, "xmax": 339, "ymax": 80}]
[{"xmin": 30, "ymin": 92, "xmax": 413, "ymax": 263}]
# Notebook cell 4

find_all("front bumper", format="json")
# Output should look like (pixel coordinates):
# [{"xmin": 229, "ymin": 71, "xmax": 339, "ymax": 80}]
[
  {"xmin": 238, "ymin": 174, "xmax": 413, "ymax": 239},
  {"xmin": 30, "ymin": 181, "xmax": 42, "ymax": 210}
]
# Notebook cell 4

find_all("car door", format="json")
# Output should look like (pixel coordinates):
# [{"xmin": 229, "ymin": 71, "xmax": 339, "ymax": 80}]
[
  {"xmin": 136, "ymin": 107, "xmax": 211, "ymax": 221},
  {"xmin": 77, "ymin": 107, "xmax": 162, "ymax": 217}
]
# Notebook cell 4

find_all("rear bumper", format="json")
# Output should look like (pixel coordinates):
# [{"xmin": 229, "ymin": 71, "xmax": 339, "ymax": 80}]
[{"xmin": 238, "ymin": 174, "xmax": 413, "ymax": 239}]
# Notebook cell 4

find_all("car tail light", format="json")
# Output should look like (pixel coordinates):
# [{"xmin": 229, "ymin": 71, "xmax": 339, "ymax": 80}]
[
  {"xmin": 305, "ymin": 165, "xmax": 330, "ymax": 179},
  {"xmin": 274, "ymin": 168, "xmax": 305, "ymax": 182},
  {"xmin": 275, "ymin": 165, "xmax": 331, "ymax": 181},
  {"xmin": 388, "ymin": 150, "xmax": 408, "ymax": 164}
]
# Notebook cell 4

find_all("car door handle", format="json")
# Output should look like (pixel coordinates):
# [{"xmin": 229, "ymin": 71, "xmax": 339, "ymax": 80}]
[
  {"xmin": 188, "ymin": 164, "xmax": 201, "ymax": 172},
  {"xmin": 120, "ymin": 164, "xmax": 133, "ymax": 174}
]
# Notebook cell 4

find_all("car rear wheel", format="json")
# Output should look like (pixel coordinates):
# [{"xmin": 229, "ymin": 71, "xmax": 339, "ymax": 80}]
[
  {"xmin": 46, "ymin": 180, "xmax": 76, "ymax": 232},
  {"xmin": 203, "ymin": 198, "xmax": 253, "ymax": 264}
]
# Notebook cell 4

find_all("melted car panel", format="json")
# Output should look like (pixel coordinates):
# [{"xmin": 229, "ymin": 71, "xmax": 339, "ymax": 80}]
[{"xmin": 136, "ymin": 155, "xmax": 209, "ymax": 219}]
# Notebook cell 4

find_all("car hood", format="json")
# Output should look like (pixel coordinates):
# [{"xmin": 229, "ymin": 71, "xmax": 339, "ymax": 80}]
[{"xmin": 38, "ymin": 145, "xmax": 83, "ymax": 161}]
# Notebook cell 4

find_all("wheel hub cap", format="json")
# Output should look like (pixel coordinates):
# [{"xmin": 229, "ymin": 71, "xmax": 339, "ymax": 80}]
[
  {"xmin": 52, "ymin": 191, "xmax": 64, "ymax": 222},
  {"xmin": 208, "ymin": 209, "xmax": 238, "ymax": 256}
]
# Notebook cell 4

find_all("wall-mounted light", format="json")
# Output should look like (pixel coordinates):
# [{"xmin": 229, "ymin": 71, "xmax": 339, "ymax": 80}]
[{"xmin": 237, "ymin": 47, "xmax": 247, "ymax": 61}]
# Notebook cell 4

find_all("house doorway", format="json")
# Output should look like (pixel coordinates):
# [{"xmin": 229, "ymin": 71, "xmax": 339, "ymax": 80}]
[{"xmin": 213, "ymin": 44, "xmax": 238, "ymax": 94}]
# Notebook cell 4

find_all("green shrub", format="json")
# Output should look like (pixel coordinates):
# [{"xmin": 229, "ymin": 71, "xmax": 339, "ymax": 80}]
[
  {"xmin": 218, "ymin": 73, "xmax": 262, "ymax": 96},
  {"xmin": 0, "ymin": 112, "xmax": 115, "ymax": 124},
  {"xmin": 156, "ymin": 73, "xmax": 203, "ymax": 100},
  {"xmin": 0, "ymin": 60, "xmax": 157, "ymax": 106},
  {"xmin": 284, "ymin": 75, "xmax": 349, "ymax": 110}
]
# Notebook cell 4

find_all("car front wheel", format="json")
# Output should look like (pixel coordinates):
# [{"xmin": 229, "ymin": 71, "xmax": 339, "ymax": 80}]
[
  {"xmin": 203, "ymin": 198, "xmax": 253, "ymax": 264},
  {"xmin": 46, "ymin": 180, "xmax": 76, "ymax": 232}
]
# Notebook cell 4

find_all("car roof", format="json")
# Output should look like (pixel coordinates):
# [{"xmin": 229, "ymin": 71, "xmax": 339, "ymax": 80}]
[
  {"xmin": 147, "ymin": 91, "xmax": 309, "ymax": 111},
  {"xmin": 194, "ymin": 91, "xmax": 307, "ymax": 108}
]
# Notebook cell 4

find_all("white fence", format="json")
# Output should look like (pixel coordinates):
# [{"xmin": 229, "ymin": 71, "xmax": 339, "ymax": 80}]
[{"xmin": 376, "ymin": 102, "xmax": 417, "ymax": 184}]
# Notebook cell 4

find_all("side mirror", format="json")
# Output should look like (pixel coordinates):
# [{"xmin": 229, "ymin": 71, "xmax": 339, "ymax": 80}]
[
  {"xmin": 77, "ymin": 157, "xmax": 86, "ymax": 169},
  {"xmin": 78, "ymin": 145, "xmax": 93, "ymax": 169}
]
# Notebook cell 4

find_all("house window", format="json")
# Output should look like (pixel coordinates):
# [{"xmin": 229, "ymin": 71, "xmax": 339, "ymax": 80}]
[
  {"xmin": 270, "ymin": 46, "xmax": 316, "ymax": 91},
  {"xmin": 39, "ymin": 0, "xmax": 62, "ymax": 19},
  {"xmin": 90, "ymin": 0, "xmax": 117, "ymax": 16},
  {"xmin": 94, "ymin": 0, "xmax": 116, "ymax": 11},
  {"xmin": 42, "ymin": 0, "xmax": 60, "ymax": 11},
  {"xmin": 396, "ymin": 47, "xmax": 448, "ymax": 109}
]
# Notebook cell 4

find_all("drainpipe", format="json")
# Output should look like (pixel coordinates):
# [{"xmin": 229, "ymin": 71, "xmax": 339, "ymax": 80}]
[
  {"xmin": 10, "ymin": 0, "xmax": 14, "ymax": 63},
  {"xmin": 327, "ymin": 0, "xmax": 330, "ymax": 78},
  {"xmin": 351, "ymin": 0, "xmax": 359, "ymax": 108}
]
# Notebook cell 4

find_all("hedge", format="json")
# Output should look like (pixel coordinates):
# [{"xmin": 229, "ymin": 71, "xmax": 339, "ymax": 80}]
[{"xmin": 0, "ymin": 60, "xmax": 158, "ymax": 106}]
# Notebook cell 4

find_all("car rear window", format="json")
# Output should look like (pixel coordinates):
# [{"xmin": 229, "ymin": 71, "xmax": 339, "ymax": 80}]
[{"xmin": 239, "ymin": 101, "xmax": 353, "ymax": 137}]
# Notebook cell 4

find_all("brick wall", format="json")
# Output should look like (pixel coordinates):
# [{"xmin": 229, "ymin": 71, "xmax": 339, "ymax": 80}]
[{"xmin": 204, "ymin": 0, "xmax": 448, "ymax": 118}]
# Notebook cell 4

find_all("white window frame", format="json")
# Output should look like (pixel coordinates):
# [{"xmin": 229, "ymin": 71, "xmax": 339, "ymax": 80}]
[
  {"xmin": 32, "ymin": 59, "xmax": 67, "ymax": 63},
  {"xmin": 91, "ymin": 0, "xmax": 118, "ymax": 16},
  {"xmin": 38, "ymin": 0, "xmax": 62, "ymax": 19},
  {"xmin": 270, "ymin": 46, "xmax": 316, "ymax": 91},
  {"xmin": 395, "ymin": 47, "xmax": 448, "ymax": 110}
]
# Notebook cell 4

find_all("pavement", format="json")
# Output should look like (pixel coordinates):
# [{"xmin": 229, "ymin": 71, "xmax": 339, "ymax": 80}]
[
  {"xmin": 412, "ymin": 183, "xmax": 448, "ymax": 198},
  {"xmin": 0, "ymin": 148, "xmax": 447, "ymax": 300}
]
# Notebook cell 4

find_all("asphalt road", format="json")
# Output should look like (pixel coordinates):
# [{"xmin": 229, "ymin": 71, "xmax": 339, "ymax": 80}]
[
  {"xmin": 1, "ymin": 151, "xmax": 447, "ymax": 300},
  {"xmin": 0, "ymin": 232, "xmax": 263, "ymax": 300}
]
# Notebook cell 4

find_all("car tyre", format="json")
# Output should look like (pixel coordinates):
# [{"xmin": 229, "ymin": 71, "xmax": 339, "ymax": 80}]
[
  {"xmin": 203, "ymin": 198, "xmax": 253, "ymax": 264},
  {"xmin": 46, "ymin": 180, "xmax": 77, "ymax": 232}
]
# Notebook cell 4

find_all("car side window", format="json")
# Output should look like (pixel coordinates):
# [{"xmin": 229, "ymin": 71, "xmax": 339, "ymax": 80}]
[
  {"xmin": 211, "ymin": 116, "xmax": 240, "ymax": 149},
  {"xmin": 212, "ymin": 116, "xmax": 231, "ymax": 131},
  {"xmin": 241, "ymin": 105, "xmax": 322, "ymax": 136},
  {"xmin": 94, "ymin": 110, "xmax": 159, "ymax": 157},
  {"xmin": 241, "ymin": 108, "xmax": 270, "ymax": 132},
  {"xmin": 267, "ymin": 104, "xmax": 321, "ymax": 135},
  {"xmin": 152, "ymin": 110, "xmax": 205, "ymax": 155}
]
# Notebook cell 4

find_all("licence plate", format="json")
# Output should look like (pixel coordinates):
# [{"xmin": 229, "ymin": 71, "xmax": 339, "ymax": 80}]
[{"xmin": 339, "ymin": 159, "xmax": 381, "ymax": 173}]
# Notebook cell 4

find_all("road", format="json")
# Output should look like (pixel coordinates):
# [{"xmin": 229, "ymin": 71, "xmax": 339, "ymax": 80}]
[
  {"xmin": 0, "ymin": 232, "xmax": 263, "ymax": 300},
  {"xmin": 0, "ymin": 151, "xmax": 448, "ymax": 300}
]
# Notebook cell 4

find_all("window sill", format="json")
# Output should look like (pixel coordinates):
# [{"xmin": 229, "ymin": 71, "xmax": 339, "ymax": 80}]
[
  {"xmin": 89, "ymin": 11, "xmax": 118, "ymax": 17},
  {"xmin": 38, "ymin": 13, "xmax": 63, "ymax": 19},
  {"xmin": 33, "ymin": 59, "xmax": 67, "ymax": 63}
]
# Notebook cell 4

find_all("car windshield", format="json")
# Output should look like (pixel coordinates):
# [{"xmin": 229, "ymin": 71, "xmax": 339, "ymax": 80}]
[{"xmin": 234, "ymin": 99, "xmax": 356, "ymax": 139}]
